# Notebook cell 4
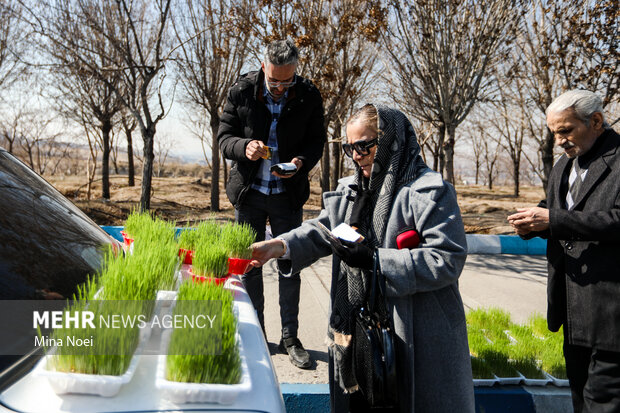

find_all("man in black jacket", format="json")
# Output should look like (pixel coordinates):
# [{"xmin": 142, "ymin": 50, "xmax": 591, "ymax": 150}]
[
  {"xmin": 508, "ymin": 90, "xmax": 620, "ymax": 413},
  {"xmin": 218, "ymin": 39, "xmax": 326, "ymax": 369}
]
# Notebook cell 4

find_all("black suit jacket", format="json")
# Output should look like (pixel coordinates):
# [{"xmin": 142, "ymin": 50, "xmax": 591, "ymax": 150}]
[
  {"xmin": 533, "ymin": 128, "xmax": 620, "ymax": 350},
  {"xmin": 217, "ymin": 69, "xmax": 326, "ymax": 210}
]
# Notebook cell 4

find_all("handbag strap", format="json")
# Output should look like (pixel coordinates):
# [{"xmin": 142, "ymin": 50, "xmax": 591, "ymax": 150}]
[
  {"xmin": 368, "ymin": 249, "xmax": 387, "ymax": 314},
  {"xmin": 368, "ymin": 249, "xmax": 391, "ymax": 325}
]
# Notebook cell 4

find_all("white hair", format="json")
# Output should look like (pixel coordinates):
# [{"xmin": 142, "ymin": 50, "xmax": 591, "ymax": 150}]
[
  {"xmin": 263, "ymin": 39, "xmax": 299, "ymax": 67},
  {"xmin": 546, "ymin": 89, "xmax": 610, "ymax": 128}
]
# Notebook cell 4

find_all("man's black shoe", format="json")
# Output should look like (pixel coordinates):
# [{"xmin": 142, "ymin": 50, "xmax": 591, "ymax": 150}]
[{"xmin": 278, "ymin": 337, "xmax": 311, "ymax": 369}]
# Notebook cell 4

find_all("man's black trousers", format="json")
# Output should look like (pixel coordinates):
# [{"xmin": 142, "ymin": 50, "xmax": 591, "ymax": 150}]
[
  {"xmin": 564, "ymin": 337, "xmax": 620, "ymax": 413},
  {"xmin": 235, "ymin": 189, "xmax": 303, "ymax": 339}
]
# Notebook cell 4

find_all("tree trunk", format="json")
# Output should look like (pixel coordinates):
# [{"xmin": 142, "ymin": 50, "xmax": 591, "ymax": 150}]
[
  {"xmin": 331, "ymin": 141, "xmax": 341, "ymax": 190},
  {"xmin": 86, "ymin": 156, "xmax": 92, "ymax": 200},
  {"xmin": 140, "ymin": 126, "xmax": 155, "ymax": 211},
  {"xmin": 320, "ymin": 141, "xmax": 330, "ymax": 197},
  {"xmin": 443, "ymin": 124, "xmax": 456, "ymax": 185},
  {"xmin": 513, "ymin": 159, "xmax": 520, "ymax": 197},
  {"xmin": 101, "ymin": 119, "xmax": 111, "ymax": 199},
  {"xmin": 436, "ymin": 124, "xmax": 445, "ymax": 176},
  {"xmin": 331, "ymin": 120, "xmax": 342, "ymax": 191},
  {"xmin": 541, "ymin": 129, "xmax": 554, "ymax": 193},
  {"xmin": 488, "ymin": 171, "xmax": 493, "ymax": 190},
  {"xmin": 126, "ymin": 125, "xmax": 135, "ymax": 187},
  {"xmin": 221, "ymin": 151, "xmax": 228, "ymax": 189},
  {"xmin": 475, "ymin": 161, "xmax": 480, "ymax": 185},
  {"xmin": 210, "ymin": 113, "xmax": 220, "ymax": 212}
]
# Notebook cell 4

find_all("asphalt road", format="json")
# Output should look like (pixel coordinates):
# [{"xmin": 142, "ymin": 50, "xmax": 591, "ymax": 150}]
[{"xmin": 261, "ymin": 253, "xmax": 549, "ymax": 384}]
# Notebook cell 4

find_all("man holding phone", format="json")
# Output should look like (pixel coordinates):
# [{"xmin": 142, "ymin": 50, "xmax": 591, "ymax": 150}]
[{"xmin": 218, "ymin": 39, "xmax": 326, "ymax": 369}]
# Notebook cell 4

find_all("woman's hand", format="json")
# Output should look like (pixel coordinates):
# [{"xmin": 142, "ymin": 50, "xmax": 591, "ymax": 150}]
[
  {"xmin": 331, "ymin": 240, "xmax": 374, "ymax": 270},
  {"xmin": 250, "ymin": 239, "xmax": 286, "ymax": 267}
]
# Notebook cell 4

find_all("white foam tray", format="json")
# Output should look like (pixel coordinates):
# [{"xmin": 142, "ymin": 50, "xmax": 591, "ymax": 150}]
[
  {"xmin": 155, "ymin": 329, "xmax": 251, "ymax": 404},
  {"xmin": 34, "ymin": 349, "xmax": 141, "ymax": 397},
  {"xmin": 473, "ymin": 377, "xmax": 498, "ymax": 387},
  {"xmin": 544, "ymin": 371, "xmax": 569, "ymax": 387},
  {"xmin": 495, "ymin": 373, "xmax": 523, "ymax": 385}
]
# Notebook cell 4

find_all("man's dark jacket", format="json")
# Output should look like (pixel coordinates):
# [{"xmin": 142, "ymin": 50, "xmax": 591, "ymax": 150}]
[
  {"xmin": 217, "ymin": 69, "xmax": 326, "ymax": 210},
  {"xmin": 531, "ymin": 128, "xmax": 620, "ymax": 351}
]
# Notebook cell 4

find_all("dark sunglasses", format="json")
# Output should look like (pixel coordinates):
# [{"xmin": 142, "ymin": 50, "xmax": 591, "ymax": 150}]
[{"xmin": 343, "ymin": 137, "xmax": 378, "ymax": 158}]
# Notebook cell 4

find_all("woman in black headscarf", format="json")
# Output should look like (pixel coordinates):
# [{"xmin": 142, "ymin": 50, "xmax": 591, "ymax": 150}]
[{"xmin": 251, "ymin": 104, "xmax": 474, "ymax": 412}]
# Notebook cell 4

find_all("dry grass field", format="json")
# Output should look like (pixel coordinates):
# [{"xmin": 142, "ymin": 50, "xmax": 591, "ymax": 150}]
[{"xmin": 46, "ymin": 171, "xmax": 545, "ymax": 234}]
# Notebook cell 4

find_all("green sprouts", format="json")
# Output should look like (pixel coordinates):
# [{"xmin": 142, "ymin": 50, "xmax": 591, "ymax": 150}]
[
  {"xmin": 45, "ymin": 211, "xmax": 180, "ymax": 376},
  {"xmin": 166, "ymin": 281, "xmax": 241, "ymax": 384},
  {"xmin": 467, "ymin": 308, "xmax": 566, "ymax": 380},
  {"xmin": 192, "ymin": 243, "xmax": 229, "ymax": 277},
  {"xmin": 45, "ymin": 299, "xmax": 142, "ymax": 376},
  {"xmin": 470, "ymin": 356, "xmax": 495, "ymax": 379},
  {"xmin": 220, "ymin": 222, "xmax": 256, "ymax": 259},
  {"xmin": 123, "ymin": 210, "xmax": 153, "ymax": 239}
]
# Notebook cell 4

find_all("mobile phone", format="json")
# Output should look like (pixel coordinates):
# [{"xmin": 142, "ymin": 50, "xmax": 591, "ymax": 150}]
[
  {"xmin": 316, "ymin": 221, "xmax": 343, "ymax": 248},
  {"xmin": 270, "ymin": 162, "xmax": 297, "ymax": 176}
]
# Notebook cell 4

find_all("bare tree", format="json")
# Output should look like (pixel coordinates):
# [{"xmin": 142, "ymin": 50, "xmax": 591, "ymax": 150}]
[
  {"xmin": 483, "ymin": 72, "xmax": 532, "ymax": 197},
  {"xmin": 40, "ymin": 1, "xmax": 126, "ymax": 200},
  {"xmin": 154, "ymin": 132, "xmax": 175, "ymax": 177},
  {"xmin": 460, "ymin": 120, "xmax": 484, "ymax": 185},
  {"xmin": 23, "ymin": 0, "xmax": 174, "ymax": 210},
  {"xmin": 0, "ymin": 1, "xmax": 28, "ymax": 93},
  {"xmin": 384, "ymin": 0, "xmax": 524, "ymax": 185},
  {"xmin": 516, "ymin": 0, "xmax": 619, "ymax": 191},
  {"xmin": 0, "ymin": 1, "xmax": 32, "ymax": 153},
  {"xmin": 0, "ymin": 105, "xmax": 26, "ymax": 153},
  {"xmin": 120, "ymin": 110, "xmax": 137, "ymax": 186},
  {"xmin": 481, "ymin": 131, "xmax": 501, "ymax": 191},
  {"xmin": 172, "ymin": 0, "xmax": 254, "ymax": 211},
  {"xmin": 15, "ymin": 109, "xmax": 67, "ymax": 175},
  {"xmin": 251, "ymin": 0, "xmax": 386, "ymax": 193},
  {"xmin": 80, "ymin": 120, "xmax": 100, "ymax": 200}
]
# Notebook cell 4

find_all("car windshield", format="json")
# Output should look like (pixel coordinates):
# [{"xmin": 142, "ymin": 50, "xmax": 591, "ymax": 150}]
[{"xmin": 0, "ymin": 148, "xmax": 114, "ymax": 301}]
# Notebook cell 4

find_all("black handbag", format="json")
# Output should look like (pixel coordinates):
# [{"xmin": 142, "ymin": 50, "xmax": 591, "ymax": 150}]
[{"xmin": 352, "ymin": 250, "xmax": 398, "ymax": 408}]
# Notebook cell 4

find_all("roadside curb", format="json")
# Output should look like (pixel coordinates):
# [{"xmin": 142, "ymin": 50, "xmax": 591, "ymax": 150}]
[
  {"xmin": 467, "ymin": 234, "xmax": 546, "ymax": 255},
  {"xmin": 102, "ymin": 225, "xmax": 124, "ymax": 242},
  {"xmin": 281, "ymin": 384, "xmax": 571, "ymax": 413},
  {"xmin": 101, "ymin": 225, "xmax": 184, "ymax": 243}
]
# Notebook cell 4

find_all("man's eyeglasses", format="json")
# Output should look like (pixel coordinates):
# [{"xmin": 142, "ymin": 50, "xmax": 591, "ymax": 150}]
[
  {"xmin": 266, "ymin": 74, "xmax": 296, "ymax": 89},
  {"xmin": 342, "ymin": 137, "xmax": 378, "ymax": 158}
]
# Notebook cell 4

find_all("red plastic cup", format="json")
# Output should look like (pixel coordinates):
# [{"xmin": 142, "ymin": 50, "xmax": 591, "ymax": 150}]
[
  {"xmin": 120, "ymin": 231, "xmax": 134, "ymax": 246},
  {"xmin": 228, "ymin": 257, "xmax": 252, "ymax": 275},
  {"xmin": 191, "ymin": 274, "xmax": 228, "ymax": 286},
  {"xmin": 189, "ymin": 267, "xmax": 229, "ymax": 286},
  {"xmin": 178, "ymin": 248, "xmax": 194, "ymax": 265}
]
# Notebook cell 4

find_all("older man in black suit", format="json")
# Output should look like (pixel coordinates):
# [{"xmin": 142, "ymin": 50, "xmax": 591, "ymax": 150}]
[{"xmin": 508, "ymin": 90, "xmax": 620, "ymax": 413}]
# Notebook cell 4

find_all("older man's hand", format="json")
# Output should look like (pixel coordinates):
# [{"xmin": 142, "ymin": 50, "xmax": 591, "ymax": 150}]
[{"xmin": 507, "ymin": 207, "xmax": 550, "ymax": 235}]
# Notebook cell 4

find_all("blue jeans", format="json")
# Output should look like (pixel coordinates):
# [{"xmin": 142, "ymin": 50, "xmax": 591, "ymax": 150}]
[{"xmin": 235, "ymin": 189, "xmax": 303, "ymax": 339}]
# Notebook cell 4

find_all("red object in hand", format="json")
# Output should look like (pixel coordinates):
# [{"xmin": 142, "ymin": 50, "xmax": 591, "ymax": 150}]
[{"xmin": 396, "ymin": 228, "xmax": 420, "ymax": 250}]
